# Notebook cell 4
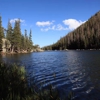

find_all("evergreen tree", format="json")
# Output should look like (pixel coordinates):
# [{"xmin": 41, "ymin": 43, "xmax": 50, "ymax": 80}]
[
  {"xmin": 13, "ymin": 19, "xmax": 21, "ymax": 51},
  {"xmin": 24, "ymin": 29, "xmax": 29, "ymax": 50},
  {"xmin": 21, "ymin": 34, "xmax": 25, "ymax": 50},
  {"xmin": 6, "ymin": 20, "xmax": 13, "ymax": 41},
  {"xmin": 29, "ymin": 29, "xmax": 33, "ymax": 49},
  {"xmin": 6, "ymin": 20, "xmax": 13, "ymax": 50}
]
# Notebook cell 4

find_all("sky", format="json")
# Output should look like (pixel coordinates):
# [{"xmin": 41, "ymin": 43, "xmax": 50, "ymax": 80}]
[{"xmin": 0, "ymin": 0, "xmax": 100, "ymax": 47}]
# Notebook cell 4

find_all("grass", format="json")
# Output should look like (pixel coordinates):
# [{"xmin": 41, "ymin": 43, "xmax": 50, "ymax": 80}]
[{"xmin": 0, "ymin": 62, "xmax": 73, "ymax": 100}]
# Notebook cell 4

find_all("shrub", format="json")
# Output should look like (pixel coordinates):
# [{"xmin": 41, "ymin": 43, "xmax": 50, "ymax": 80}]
[
  {"xmin": 0, "ymin": 62, "xmax": 73, "ymax": 100},
  {"xmin": 0, "ymin": 62, "xmax": 28, "ymax": 100}
]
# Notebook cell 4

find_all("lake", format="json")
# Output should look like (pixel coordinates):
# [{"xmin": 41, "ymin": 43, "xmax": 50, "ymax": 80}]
[{"xmin": 2, "ymin": 50, "xmax": 100, "ymax": 100}]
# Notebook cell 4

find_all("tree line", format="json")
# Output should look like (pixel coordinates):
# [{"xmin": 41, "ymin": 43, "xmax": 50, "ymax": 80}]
[
  {"xmin": 43, "ymin": 11, "xmax": 100, "ymax": 50},
  {"xmin": 0, "ymin": 16, "xmax": 33, "ymax": 53}
]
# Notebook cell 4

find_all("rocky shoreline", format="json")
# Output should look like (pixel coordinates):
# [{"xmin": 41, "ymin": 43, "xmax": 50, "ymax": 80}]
[{"xmin": 1, "ymin": 48, "xmax": 44, "ymax": 55}]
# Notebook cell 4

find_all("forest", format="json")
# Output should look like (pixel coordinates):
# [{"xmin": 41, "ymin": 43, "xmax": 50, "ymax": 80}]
[
  {"xmin": 43, "ymin": 11, "xmax": 100, "ymax": 50},
  {"xmin": 0, "ymin": 16, "xmax": 33, "ymax": 53}
]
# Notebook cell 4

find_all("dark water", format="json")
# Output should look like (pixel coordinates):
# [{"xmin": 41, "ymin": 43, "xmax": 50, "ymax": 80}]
[{"xmin": 2, "ymin": 50, "xmax": 100, "ymax": 100}]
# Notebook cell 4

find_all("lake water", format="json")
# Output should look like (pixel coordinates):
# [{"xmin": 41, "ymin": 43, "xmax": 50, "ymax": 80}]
[{"xmin": 2, "ymin": 50, "xmax": 100, "ymax": 100}]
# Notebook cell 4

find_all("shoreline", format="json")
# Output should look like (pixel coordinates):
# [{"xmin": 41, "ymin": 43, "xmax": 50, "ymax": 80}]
[{"xmin": 0, "ymin": 49, "xmax": 44, "ymax": 55}]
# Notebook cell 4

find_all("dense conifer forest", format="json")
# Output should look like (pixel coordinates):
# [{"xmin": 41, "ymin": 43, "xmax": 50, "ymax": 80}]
[
  {"xmin": 0, "ymin": 16, "xmax": 33, "ymax": 53},
  {"xmin": 43, "ymin": 11, "xmax": 100, "ymax": 50}
]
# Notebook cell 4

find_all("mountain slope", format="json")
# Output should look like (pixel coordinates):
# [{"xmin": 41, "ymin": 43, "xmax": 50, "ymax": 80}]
[{"xmin": 43, "ymin": 11, "xmax": 100, "ymax": 50}]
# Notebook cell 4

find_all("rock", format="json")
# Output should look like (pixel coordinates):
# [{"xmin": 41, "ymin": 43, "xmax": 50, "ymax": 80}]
[
  {"xmin": 32, "ymin": 48, "xmax": 44, "ymax": 52},
  {"xmin": 2, "ymin": 38, "xmax": 11, "ymax": 53},
  {"xmin": 36, "ymin": 48, "xmax": 44, "ymax": 52}
]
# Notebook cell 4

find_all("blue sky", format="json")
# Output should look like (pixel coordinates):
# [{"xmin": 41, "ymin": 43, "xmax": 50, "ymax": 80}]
[{"xmin": 0, "ymin": 0, "xmax": 100, "ymax": 47}]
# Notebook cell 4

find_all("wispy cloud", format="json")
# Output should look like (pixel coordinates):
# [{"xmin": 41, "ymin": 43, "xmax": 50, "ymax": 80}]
[
  {"xmin": 10, "ymin": 18, "xmax": 27, "ymax": 26},
  {"xmin": 36, "ymin": 19, "xmax": 86, "ymax": 32},
  {"xmin": 10, "ymin": 18, "xmax": 25, "ymax": 23},
  {"xmin": 56, "ymin": 24, "xmax": 68, "ymax": 31},
  {"xmin": 36, "ymin": 20, "xmax": 55, "ymax": 27},
  {"xmin": 41, "ymin": 25, "xmax": 55, "ymax": 31},
  {"xmin": 63, "ymin": 19, "xmax": 86, "ymax": 30},
  {"xmin": 40, "ymin": 24, "xmax": 68, "ymax": 32}
]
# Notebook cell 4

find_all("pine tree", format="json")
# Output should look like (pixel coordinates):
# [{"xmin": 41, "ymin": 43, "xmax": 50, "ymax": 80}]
[
  {"xmin": 13, "ymin": 19, "xmax": 21, "ymax": 51},
  {"xmin": 6, "ymin": 20, "xmax": 14, "ymax": 52},
  {"xmin": 21, "ymin": 35, "xmax": 25, "ymax": 50},
  {"xmin": 6, "ymin": 21, "xmax": 13, "ymax": 41},
  {"xmin": 6, "ymin": 20, "xmax": 13, "ymax": 41},
  {"xmin": 24, "ymin": 29, "xmax": 29, "ymax": 50},
  {"xmin": 29, "ymin": 29, "xmax": 33, "ymax": 49}
]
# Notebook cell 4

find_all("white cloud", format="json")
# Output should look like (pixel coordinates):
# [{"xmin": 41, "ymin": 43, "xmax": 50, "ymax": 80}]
[
  {"xmin": 36, "ymin": 20, "xmax": 54, "ymax": 27},
  {"xmin": 36, "ymin": 19, "xmax": 86, "ymax": 32},
  {"xmin": 56, "ymin": 24, "xmax": 68, "ymax": 31},
  {"xmin": 41, "ymin": 26, "xmax": 54, "ymax": 31},
  {"xmin": 40, "ymin": 24, "xmax": 68, "ymax": 32},
  {"xmin": 10, "ymin": 18, "xmax": 25, "ymax": 23},
  {"xmin": 63, "ymin": 19, "xmax": 86, "ymax": 30}
]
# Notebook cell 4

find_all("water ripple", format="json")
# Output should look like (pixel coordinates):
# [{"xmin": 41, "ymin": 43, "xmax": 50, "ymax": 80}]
[{"xmin": 3, "ymin": 51, "xmax": 100, "ymax": 99}]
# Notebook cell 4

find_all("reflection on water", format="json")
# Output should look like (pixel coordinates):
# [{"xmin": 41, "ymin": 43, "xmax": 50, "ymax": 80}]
[{"xmin": 2, "ymin": 50, "xmax": 100, "ymax": 99}]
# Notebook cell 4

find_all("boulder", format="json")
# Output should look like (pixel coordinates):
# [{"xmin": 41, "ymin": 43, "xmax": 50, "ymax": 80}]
[{"xmin": 2, "ymin": 38, "xmax": 11, "ymax": 53}]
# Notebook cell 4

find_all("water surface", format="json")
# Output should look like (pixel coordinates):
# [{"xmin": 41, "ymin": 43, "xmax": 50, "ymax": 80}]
[{"xmin": 2, "ymin": 50, "xmax": 100, "ymax": 100}]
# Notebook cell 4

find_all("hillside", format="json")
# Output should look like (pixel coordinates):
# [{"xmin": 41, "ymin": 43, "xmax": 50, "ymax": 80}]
[{"xmin": 43, "ymin": 11, "xmax": 100, "ymax": 50}]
